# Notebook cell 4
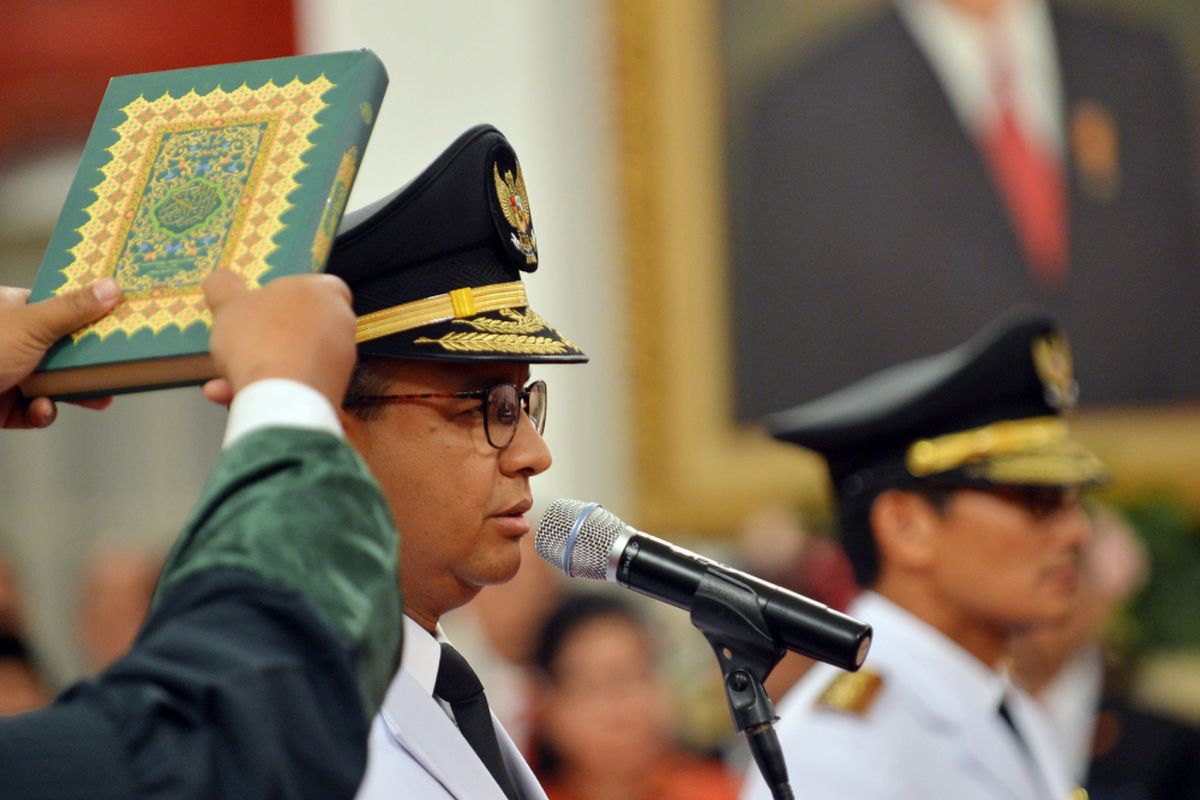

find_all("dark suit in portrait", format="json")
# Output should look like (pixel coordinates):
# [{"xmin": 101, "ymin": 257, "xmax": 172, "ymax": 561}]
[{"xmin": 729, "ymin": 1, "xmax": 1200, "ymax": 417}]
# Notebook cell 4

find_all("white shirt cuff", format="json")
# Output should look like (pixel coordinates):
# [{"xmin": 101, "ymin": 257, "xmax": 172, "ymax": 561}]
[{"xmin": 222, "ymin": 378, "xmax": 344, "ymax": 450}]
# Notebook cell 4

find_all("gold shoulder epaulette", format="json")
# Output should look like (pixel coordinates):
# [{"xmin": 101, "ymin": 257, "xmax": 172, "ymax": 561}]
[{"xmin": 815, "ymin": 669, "xmax": 884, "ymax": 716}]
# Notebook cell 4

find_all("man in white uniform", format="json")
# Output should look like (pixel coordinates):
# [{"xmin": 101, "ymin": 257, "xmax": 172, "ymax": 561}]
[
  {"xmin": 741, "ymin": 308, "xmax": 1102, "ymax": 799},
  {"xmin": 325, "ymin": 125, "xmax": 586, "ymax": 800}
]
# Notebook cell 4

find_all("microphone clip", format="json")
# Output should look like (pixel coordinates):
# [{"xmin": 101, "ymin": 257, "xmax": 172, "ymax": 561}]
[{"xmin": 691, "ymin": 566, "xmax": 794, "ymax": 800}]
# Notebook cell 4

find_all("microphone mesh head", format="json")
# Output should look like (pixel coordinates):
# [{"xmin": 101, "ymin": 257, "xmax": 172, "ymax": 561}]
[{"xmin": 536, "ymin": 499, "xmax": 626, "ymax": 581}]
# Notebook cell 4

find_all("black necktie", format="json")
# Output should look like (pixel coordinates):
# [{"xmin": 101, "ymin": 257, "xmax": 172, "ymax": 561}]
[
  {"xmin": 1000, "ymin": 697, "xmax": 1057, "ymax": 798},
  {"xmin": 997, "ymin": 698, "xmax": 1027, "ymax": 749},
  {"xmin": 434, "ymin": 643, "xmax": 520, "ymax": 800}
]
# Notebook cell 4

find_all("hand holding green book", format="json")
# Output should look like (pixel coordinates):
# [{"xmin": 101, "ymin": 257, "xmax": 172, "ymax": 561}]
[{"xmin": 20, "ymin": 49, "xmax": 388, "ymax": 399}]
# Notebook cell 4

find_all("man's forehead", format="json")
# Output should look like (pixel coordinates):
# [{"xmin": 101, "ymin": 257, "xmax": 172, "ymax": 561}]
[{"xmin": 375, "ymin": 358, "xmax": 532, "ymax": 390}]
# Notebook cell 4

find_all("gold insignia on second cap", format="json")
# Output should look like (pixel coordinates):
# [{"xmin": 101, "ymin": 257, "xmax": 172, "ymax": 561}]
[
  {"xmin": 1032, "ymin": 332, "xmax": 1078, "ymax": 410},
  {"xmin": 493, "ymin": 161, "xmax": 538, "ymax": 265},
  {"xmin": 815, "ymin": 669, "xmax": 884, "ymax": 716}
]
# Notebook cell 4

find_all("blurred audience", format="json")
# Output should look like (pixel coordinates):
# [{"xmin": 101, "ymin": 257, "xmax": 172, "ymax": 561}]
[
  {"xmin": 529, "ymin": 591, "xmax": 740, "ymax": 800},
  {"xmin": 735, "ymin": 505, "xmax": 859, "ymax": 702},
  {"xmin": 1013, "ymin": 505, "xmax": 1200, "ymax": 798},
  {"xmin": 0, "ymin": 554, "xmax": 50, "ymax": 715},
  {"xmin": 77, "ymin": 546, "xmax": 161, "ymax": 673}
]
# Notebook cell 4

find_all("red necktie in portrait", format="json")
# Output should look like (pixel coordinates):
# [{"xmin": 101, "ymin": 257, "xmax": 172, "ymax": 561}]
[{"xmin": 980, "ymin": 53, "xmax": 1068, "ymax": 288}]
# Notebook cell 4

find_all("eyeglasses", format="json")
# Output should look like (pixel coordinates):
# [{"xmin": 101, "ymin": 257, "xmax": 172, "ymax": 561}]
[
  {"xmin": 344, "ymin": 380, "xmax": 547, "ymax": 449},
  {"xmin": 979, "ymin": 485, "xmax": 1081, "ymax": 520},
  {"xmin": 911, "ymin": 483, "xmax": 1082, "ymax": 521}
]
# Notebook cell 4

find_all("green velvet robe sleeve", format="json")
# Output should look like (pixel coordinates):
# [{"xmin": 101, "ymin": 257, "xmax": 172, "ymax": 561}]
[
  {"xmin": 0, "ymin": 428, "xmax": 402, "ymax": 800},
  {"xmin": 153, "ymin": 426, "xmax": 402, "ymax": 710}
]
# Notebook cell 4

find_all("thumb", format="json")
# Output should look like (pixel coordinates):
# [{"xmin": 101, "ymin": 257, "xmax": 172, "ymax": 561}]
[
  {"xmin": 22, "ymin": 279, "xmax": 121, "ymax": 347},
  {"xmin": 202, "ymin": 270, "xmax": 248, "ymax": 313}
]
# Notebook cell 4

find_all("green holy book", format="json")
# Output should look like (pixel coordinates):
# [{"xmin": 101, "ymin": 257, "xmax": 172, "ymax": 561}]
[{"xmin": 21, "ymin": 49, "xmax": 388, "ymax": 399}]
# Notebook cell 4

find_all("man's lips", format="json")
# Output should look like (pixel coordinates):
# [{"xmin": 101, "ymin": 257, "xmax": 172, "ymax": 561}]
[
  {"xmin": 1044, "ymin": 561, "xmax": 1079, "ymax": 590},
  {"xmin": 496, "ymin": 499, "xmax": 532, "ymax": 517},
  {"xmin": 490, "ymin": 500, "xmax": 533, "ymax": 536}
]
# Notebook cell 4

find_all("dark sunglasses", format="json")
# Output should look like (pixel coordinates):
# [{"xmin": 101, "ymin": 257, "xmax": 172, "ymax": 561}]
[{"xmin": 976, "ymin": 485, "xmax": 1081, "ymax": 520}]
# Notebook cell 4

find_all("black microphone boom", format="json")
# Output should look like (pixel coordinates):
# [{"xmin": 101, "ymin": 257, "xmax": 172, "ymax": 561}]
[{"xmin": 536, "ymin": 499, "xmax": 872, "ymax": 672}]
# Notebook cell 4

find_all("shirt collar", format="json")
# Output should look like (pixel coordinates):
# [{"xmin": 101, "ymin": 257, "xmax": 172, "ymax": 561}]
[
  {"xmin": 851, "ymin": 591, "xmax": 1009, "ymax": 719},
  {"xmin": 379, "ymin": 616, "xmax": 455, "ymax": 733},
  {"xmin": 399, "ymin": 615, "xmax": 449, "ymax": 697}
]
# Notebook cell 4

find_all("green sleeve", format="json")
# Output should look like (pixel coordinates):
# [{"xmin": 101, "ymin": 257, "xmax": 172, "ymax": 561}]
[{"xmin": 154, "ymin": 427, "xmax": 401, "ymax": 712}]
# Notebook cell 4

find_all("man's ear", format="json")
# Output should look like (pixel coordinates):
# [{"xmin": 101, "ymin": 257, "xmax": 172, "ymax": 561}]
[
  {"xmin": 870, "ymin": 489, "xmax": 943, "ymax": 573},
  {"xmin": 338, "ymin": 407, "xmax": 367, "ymax": 450}
]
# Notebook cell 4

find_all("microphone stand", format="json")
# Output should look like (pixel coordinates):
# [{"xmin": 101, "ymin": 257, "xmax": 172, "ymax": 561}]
[{"xmin": 690, "ymin": 566, "xmax": 794, "ymax": 800}]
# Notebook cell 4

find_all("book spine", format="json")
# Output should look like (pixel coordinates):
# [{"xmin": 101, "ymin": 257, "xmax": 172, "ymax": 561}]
[{"xmin": 282, "ymin": 51, "xmax": 389, "ymax": 279}]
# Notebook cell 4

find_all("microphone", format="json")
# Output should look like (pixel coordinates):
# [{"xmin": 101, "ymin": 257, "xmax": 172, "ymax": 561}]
[{"xmin": 536, "ymin": 499, "xmax": 872, "ymax": 672}]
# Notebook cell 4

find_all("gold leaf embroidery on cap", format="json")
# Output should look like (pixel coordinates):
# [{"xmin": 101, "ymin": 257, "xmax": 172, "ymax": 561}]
[
  {"xmin": 906, "ymin": 417, "xmax": 1066, "ymax": 477},
  {"xmin": 970, "ymin": 449, "xmax": 1109, "ymax": 486},
  {"xmin": 452, "ymin": 308, "xmax": 548, "ymax": 335},
  {"xmin": 413, "ymin": 332, "xmax": 573, "ymax": 354}
]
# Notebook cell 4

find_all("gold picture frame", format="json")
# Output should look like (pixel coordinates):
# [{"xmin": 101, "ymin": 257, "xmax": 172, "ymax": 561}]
[{"xmin": 612, "ymin": 0, "xmax": 1200, "ymax": 538}]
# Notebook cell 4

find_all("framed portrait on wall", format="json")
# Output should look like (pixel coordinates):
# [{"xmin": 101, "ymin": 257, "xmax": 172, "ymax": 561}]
[{"xmin": 614, "ymin": 0, "xmax": 1200, "ymax": 537}]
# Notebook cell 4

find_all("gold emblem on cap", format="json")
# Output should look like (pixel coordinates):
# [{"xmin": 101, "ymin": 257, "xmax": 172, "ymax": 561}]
[
  {"xmin": 1033, "ymin": 332, "xmax": 1077, "ymax": 410},
  {"xmin": 1071, "ymin": 100, "xmax": 1120, "ymax": 204},
  {"xmin": 494, "ymin": 162, "xmax": 538, "ymax": 265}
]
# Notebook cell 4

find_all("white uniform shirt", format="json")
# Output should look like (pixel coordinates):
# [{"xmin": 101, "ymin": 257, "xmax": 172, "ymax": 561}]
[
  {"xmin": 356, "ymin": 617, "xmax": 547, "ymax": 800},
  {"xmin": 741, "ymin": 592, "xmax": 1077, "ymax": 799}
]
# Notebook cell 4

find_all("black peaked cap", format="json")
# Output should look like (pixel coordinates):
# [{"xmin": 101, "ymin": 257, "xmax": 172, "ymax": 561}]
[
  {"xmin": 766, "ymin": 306, "xmax": 1108, "ymax": 495},
  {"xmin": 326, "ymin": 124, "xmax": 586, "ymax": 363}
]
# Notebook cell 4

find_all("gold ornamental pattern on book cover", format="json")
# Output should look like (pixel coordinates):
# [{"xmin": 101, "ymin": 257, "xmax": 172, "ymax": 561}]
[{"xmin": 61, "ymin": 76, "xmax": 333, "ymax": 343}]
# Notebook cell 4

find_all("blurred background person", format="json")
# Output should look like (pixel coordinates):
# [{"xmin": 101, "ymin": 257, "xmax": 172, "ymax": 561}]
[
  {"xmin": 530, "ymin": 591, "xmax": 741, "ymax": 800},
  {"xmin": 728, "ymin": 0, "xmax": 1200, "ymax": 416},
  {"xmin": 734, "ymin": 504, "xmax": 859, "ymax": 702},
  {"xmin": 1013, "ymin": 505, "xmax": 1200, "ymax": 798},
  {"xmin": 77, "ymin": 546, "xmax": 161, "ymax": 673},
  {"xmin": 0, "ymin": 553, "xmax": 51, "ymax": 715}
]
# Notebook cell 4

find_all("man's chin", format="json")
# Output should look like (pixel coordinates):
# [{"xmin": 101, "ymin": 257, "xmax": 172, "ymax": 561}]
[{"xmin": 465, "ymin": 549, "xmax": 524, "ymax": 589}]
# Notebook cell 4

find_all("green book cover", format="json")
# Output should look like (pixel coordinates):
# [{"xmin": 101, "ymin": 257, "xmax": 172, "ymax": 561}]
[{"xmin": 22, "ymin": 49, "xmax": 388, "ymax": 398}]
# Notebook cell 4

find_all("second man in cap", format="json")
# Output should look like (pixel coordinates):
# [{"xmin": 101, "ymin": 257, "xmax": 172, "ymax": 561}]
[{"xmin": 741, "ymin": 308, "xmax": 1106, "ymax": 800}]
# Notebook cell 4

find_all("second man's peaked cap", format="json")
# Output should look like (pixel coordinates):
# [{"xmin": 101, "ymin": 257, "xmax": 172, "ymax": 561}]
[
  {"xmin": 326, "ymin": 124, "xmax": 586, "ymax": 363},
  {"xmin": 765, "ymin": 306, "xmax": 1109, "ymax": 498}
]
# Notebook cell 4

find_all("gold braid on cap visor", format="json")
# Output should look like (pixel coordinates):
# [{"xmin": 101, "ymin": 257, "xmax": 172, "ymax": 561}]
[
  {"xmin": 354, "ymin": 281, "xmax": 527, "ymax": 343},
  {"xmin": 905, "ymin": 416, "xmax": 1067, "ymax": 477}
]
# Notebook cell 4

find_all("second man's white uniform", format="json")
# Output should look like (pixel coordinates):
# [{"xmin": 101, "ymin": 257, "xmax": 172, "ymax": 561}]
[{"xmin": 741, "ymin": 592, "xmax": 1077, "ymax": 800}]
